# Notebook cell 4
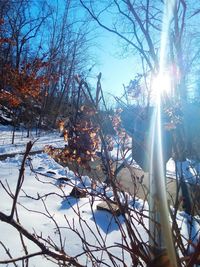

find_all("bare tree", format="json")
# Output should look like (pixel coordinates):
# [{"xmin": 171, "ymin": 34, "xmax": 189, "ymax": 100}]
[
  {"xmin": 37, "ymin": 0, "xmax": 95, "ymax": 129},
  {"xmin": 80, "ymin": 0, "xmax": 200, "ymax": 101}
]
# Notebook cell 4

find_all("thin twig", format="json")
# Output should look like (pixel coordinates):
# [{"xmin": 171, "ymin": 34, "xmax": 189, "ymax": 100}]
[{"xmin": 10, "ymin": 141, "xmax": 33, "ymax": 219}]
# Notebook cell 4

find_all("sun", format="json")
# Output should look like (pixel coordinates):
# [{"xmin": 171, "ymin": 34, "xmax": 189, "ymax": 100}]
[{"xmin": 152, "ymin": 72, "xmax": 171, "ymax": 101}]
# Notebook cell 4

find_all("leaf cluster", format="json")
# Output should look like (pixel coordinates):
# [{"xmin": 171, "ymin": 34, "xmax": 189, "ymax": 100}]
[{"xmin": 48, "ymin": 105, "xmax": 100, "ymax": 170}]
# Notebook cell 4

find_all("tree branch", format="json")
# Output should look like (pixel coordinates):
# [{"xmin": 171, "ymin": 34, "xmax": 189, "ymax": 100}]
[
  {"xmin": 0, "ymin": 211, "xmax": 85, "ymax": 267},
  {"xmin": 0, "ymin": 251, "xmax": 43, "ymax": 264},
  {"xmin": 80, "ymin": 0, "xmax": 154, "ymax": 70},
  {"xmin": 10, "ymin": 141, "xmax": 33, "ymax": 219}
]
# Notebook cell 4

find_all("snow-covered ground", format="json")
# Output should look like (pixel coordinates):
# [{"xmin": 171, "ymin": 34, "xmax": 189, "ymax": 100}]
[
  {"xmin": 1, "ymin": 152, "xmax": 198, "ymax": 266},
  {"xmin": 1, "ymin": 125, "xmax": 200, "ymax": 181},
  {"xmin": 166, "ymin": 158, "xmax": 200, "ymax": 184},
  {"xmin": 0, "ymin": 126, "xmax": 200, "ymax": 266},
  {"xmin": 0, "ymin": 152, "xmax": 147, "ymax": 266},
  {"xmin": 0, "ymin": 125, "xmax": 66, "ymax": 155},
  {"xmin": 0, "ymin": 127, "xmax": 144, "ymax": 266},
  {"xmin": 1, "ymin": 125, "xmax": 200, "ymax": 184}
]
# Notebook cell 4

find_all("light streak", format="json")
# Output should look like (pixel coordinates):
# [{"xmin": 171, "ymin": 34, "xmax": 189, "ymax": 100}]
[
  {"xmin": 149, "ymin": 0, "xmax": 178, "ymax": 266},
  {"xmin": 152, "ymin": 71, "xmax": 172, "ymax": 101}
]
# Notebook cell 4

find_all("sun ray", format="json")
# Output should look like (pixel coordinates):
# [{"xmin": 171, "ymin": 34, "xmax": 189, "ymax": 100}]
[{"xmin": 149, "ymin": 1, "xmax": 178, "ymax": 266}]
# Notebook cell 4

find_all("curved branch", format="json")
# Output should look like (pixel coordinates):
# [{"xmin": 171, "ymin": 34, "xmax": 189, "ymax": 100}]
[
  {"xmin": 80, "ymin": 0, "xmax": 154, "ymax": 70},
  {"xmin": 125, "ymin": 0, "xmax": 158, "ymax": 69},
  {"xmin": 10, "ymin": 141, "xmax": 33, "ymax": 219}
]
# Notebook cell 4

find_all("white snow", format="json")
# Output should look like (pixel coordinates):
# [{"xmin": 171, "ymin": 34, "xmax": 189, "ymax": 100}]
[
  {"xmin": 166, "ymin": 158, "xmax": 200, "ymax": 184},
  {"xmin": 0, "ymin": 126, "xmax": 65, "ymax": 155},
  {"xmin": 0, "ymin": 152, "xmax": 139, "ymax": 266},
  {"xmin": 0, "ymin": 125, "xmax": 199, "ymax": 266}
]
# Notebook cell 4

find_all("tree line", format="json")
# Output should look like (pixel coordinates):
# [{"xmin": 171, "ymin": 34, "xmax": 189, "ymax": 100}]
[{"xmin": 0, "ymin": 0, "xmax": 95, "ymax": 139}]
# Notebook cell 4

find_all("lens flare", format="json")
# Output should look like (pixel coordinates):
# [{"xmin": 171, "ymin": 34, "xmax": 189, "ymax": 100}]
[
  {"xmin": 152, "ymin": 72, "xmax": 171, "ymax": 101},
  {"xmin": 153, "ymin": 72, "xmax": 171, "ymax": 94},
  {"xmin": 149, "ymin": 0, "xmax": 177, "ymax": 266}
]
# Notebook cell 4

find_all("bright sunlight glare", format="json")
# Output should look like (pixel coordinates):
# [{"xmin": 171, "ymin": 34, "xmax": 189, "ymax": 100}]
[{"xmin": 152, "ymin": 72, "xmax": 171, "ymax": 101}]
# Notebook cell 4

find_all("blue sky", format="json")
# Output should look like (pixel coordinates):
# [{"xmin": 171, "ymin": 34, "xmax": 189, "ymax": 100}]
[
  {"xmin": 88, "ymin": 29, "xmax": 140, "ymax": 100},
  {"xmin": 34, "ymin": 0, "xmax": 140, "ymax": 100},
  {"xmin": 44, "ymin": 0, "xmax": 140, "ymax": 99},
  {"xmin": 95, "ymin": 46, "xmax": 137, "ymax": 97}
]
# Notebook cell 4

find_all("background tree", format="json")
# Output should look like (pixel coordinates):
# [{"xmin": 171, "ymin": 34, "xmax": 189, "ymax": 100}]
[
  {"xmin": 0, "ymin": 0, "xmax": 51, "ymax": 139},
  {"xmin": 0, "ymin": 0, "xmax": 95, "ymax": 134},
  {"xmin": 35, "ymin": 0, "xmax": 95, "ymax": 129}
]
